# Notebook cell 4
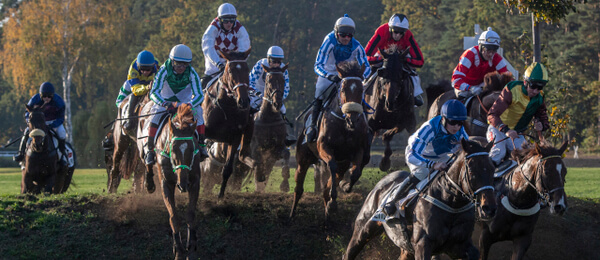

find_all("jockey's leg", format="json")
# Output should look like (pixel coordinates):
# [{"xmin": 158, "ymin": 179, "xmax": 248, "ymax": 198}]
[
  {"xmin": 196, "ymin": 124, "xmax": 209, "ymax": 161},
  {"xmin": 200, "ymin": 75, "xmax": 212, "ymax": 90},
  {"xmin": 487, "ymin": 125, "xmax": 508, "ymax": 166},
  {"xmin": 124, "ymin": 95, "xmax": 141, "ymax": 130},
  {"xmin": 54, "ymin": 125, "xmax": 68, "ymax": 166},
  {"xmin": 303, "ymin": 99, "xmax": 322, "ymax": 144},
  {"xmin": 145, "ymin": 124, "xmax": 158, "ymax": 165},
  {"xmin": 411, "ymin": 74, "xmax": 424, "ymax": 107},
  {"xmin": 13, "ymin": 128, "xmax": 30, "ymax": 162},
  {"xmin": 383, "ymin": 174, "xmax": 420, "ymax": 216}
]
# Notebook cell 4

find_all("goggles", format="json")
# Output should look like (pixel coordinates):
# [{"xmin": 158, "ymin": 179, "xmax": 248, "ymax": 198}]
[
  {"xmin": 338, "ymin": 33, "xmax": 353, "ymax": 38},
  {"xmin": 139, "ymin": 66, "xmax": 154, "ymax": 72},
  {"xmin": 268, "ymin": 58, "xmax": 282, "ymax": 64},
  {"xmin": 42, "ymin": 94, "xmax": 53, "ymax": 98},
  {"xmin": 482, "ymin": 44, "xmax": 499, "ymax": 52},
  {"xmin": 528, "ymin": 81, "xmax": 546, "ymax": 90},
  {"xmin": 173, "ymin": 61, "xmax": 190, "ymax": 68},
  {"xmin": 446, "ymin": 119, "xmax": 464, "ymax": 126},
  {"xmin": 220, "ymin": 16, "xmax": 236, "ymax": 24}
]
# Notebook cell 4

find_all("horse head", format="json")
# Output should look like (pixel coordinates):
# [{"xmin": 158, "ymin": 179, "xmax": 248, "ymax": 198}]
[
  {"xmin": 377, "ymin": 47, "xmax": 412, "ymax": 111},
  {"xmin": 531, "ymin": 141, "xmax": 569, "ymax": 215},
  {"xmin": 481, "ymin": 71, "xmax": 513, "ymax": 99},
  {"xmin": 336, "ymin": 61, "xmax": 365, "ymax": 130},
  {"xmin": 261, "ymin": 63, "xmax": 288, "ymax": 113},
  {"xmin": 455, "ymin": 138, "xmax": 497, "ymax": 220},
  {"xmin": 26, "ymin": 105, "xmax": 49, "ymax": 152},
  {"xmin": 166, "ymin": 103, "xmax": 198, "ymax": 193},
  {"xmin": 219, "ymin": 49, "xmax": 252, "ymax": 109}
]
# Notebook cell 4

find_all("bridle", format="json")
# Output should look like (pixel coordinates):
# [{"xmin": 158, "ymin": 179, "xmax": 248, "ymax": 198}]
[
  {"xmin": 518, "ymin": 154, "xmax": 564, "ymax": 205},
  {"xmin": 262, "ymin": 71, "xmax": 284, "ymax": 105},
  {"xmin": 444, "ymin": 152, "xmax": 495, "ymax": 208},
  {"xmin": 219, "ymin": 59, "xmax": 249, "ymax": 96},
  {"xmin": 157, "ymin": 117, "xmax": 199, "ymax": 173}
]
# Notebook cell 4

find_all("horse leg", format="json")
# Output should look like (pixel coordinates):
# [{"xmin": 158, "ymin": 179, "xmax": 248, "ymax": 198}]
[
  {"xmin": 279, "ymin": 149, "xmax": 290, "ymax": 193},
  {"xmin": 413, "ymin": 237, "xmax": 433, "ymax": 260},
  {"xmin": 186, "ymin": 168, "xmax": 200, "ymax": 259},
  {"xmin": 290, "ymin": 151, "xmax": 312, "ymax": 219},
  {"xmin": 160, "ymin": 172, "xmax": 185, "ymax": 259},
  {"xmin": 324, "ymin": 160, "xmax": 339, "ymax": 220},
  {"xmin": 238, "ymin": 120, "xmax": 255, "ymax": 168},
  {"xmin": 343, "ymin": 220, "xmax": 384, "ymax": 260},
  {"xmin": 108, "ymin": 136, "xmax": 128, "ymax": 193},
  {"xmin": 478, "ymin": 223, "xmax": 495, "ymax": 260},
  {"xmin": 218, "ymin": 143, "xmax": 237, "ymax": 199},
  {"xmin": 511, "ymin": 235, "xmax": 533, "ymax": 260},
  {"xmin": 340, "ymin": 149, "xmax": 365, "ymax": 193},
  {"xmin": 380, "ymin": 127, "xmax": 400, "ymax": 171},
  {"xmin": 53, "ymin": 165, "xmax": 67, "ymax": 194}
]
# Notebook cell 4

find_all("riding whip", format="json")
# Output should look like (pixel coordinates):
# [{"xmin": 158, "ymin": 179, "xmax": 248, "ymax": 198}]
[{"xmin": 295, "ymin": 81, "xmax": 338, "ymax": 121}]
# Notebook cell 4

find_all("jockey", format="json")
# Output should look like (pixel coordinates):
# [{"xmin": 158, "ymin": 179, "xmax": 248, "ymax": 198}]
[
  {"xmin": 200, "ymin": 2, "xmax": 251, "ymax": 89},
  {"xmin": 364, "ymin": 14, "xmax": 425, "ymax": 106},
  {"xmin": 374, "ymin": 100, "xmax": 469, "ymax": 220},
  {"xmin": 452, "ymin": 27, "xmax": 509, "ymax": 101},
  {"xmin": 249, "ymin": 46, "xmax": 296, "ymax": 146},
  {"xmin": 304, "ymin": 14, "xmax": 371, "ymax": 144},
  {"xmin": 144, "ymin": 44, "xmax": 208, "ymax": 167},
  {"xmin": 115, "ymin": 50, "xmax": 160, "ymax": 130},
  {"xmin": 486, "ymin": 62, "xmax": 550, "ymax": 167},
  {"xmin": 14, "ymin": 82, "xmax": 68, "ymax": 166}
]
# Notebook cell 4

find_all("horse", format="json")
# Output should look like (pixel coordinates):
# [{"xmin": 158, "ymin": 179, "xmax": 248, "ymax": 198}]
[
  {"xmin": 153, "ymin": 103, "xmax": 201, "ymax": 259},
  {"xmin": 478, "ymin": 141, "xmax": 568, "ymax": 260},
  {"xmin": 247, "ymin": 64, "xmax": 291, "ymax": 192},
  {"xmin": 202, "ymin": 49, "xmax": 254, "ymax": 199},
  {"xmin": 21, "ymin": 105, "xmax": 74, "ymax": 194},
  {"xmin": 291, "ymin": 61, "xmax": 370, "ymax": 221},
  {"xmin": 364, "ymin": 47, "xmax": 417, "ymax": 171},
  {"xmin": 344, "ymin": 138, "xmax": 497, "ymax": 260},
  {"xmin": 200, "ymin": 141, "xmax": 248, "ymax": 194},
  {"xmin": 427, "ymin": 71, "xmax": 513, "ymax": 137},
  {"xmin": 105, "ymin": 93, "xmax": 152, "ymax": 193}
]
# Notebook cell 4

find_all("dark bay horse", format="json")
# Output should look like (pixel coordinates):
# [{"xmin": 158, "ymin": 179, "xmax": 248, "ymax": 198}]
[
  {"xmin": 202, "ymin": 49, "xmax": 254, "ymax": 199},
  {"xmin": 291, "ymin": 61, "xmax": 370, "ymax": 220},
  {"xmin": 344, "ymin": 138, "xmax": 497, "ymax": 260},
  {"xmin": 249, "ymin": 64, "xmax": 291, "ymax": 192},
  {"xmin": 106, "ymin": 94, "xmax": 151, "ymax": 193},
  {"xmin": 21, "ymin": 105, "xmax": 72, "ymax": 194},
  {"xmin": 364, "ymin": 47, "xmax": 417, "ymax": 171},
  {"xmin": 479, "ymin": 141, "xmax": 568, "ymax": 260},
  {"xmin": 427, "ymin": 71, "xmax": 513, "ymax": 137},
  {"xmin": 154, "ymin": 104, "xmax": 201, "ymax": 259}
]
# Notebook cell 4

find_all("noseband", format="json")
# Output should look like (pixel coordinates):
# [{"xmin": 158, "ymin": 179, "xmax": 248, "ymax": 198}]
[{"xmin": 519, "ymin": 154, "xmax": 564, "ymax": 205}]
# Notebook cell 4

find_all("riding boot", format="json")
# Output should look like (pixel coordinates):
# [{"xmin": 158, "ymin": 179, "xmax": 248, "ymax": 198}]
[
  {"xmin": 58, "ymin": 138, "xmax": 68, "ymax": 167},
  {"xmin": 145, "ymin": 126, "xmax": 157, "ymax": 165},
  {"xmin": 200, "ymin": 75, "xmax": 213, "ymax": 90},
  {"xmin": 124, "ymin": 95, "xmax": 141, "ymax": 131},
  {"xmin": 383, "ymin": 175, "xmax": 420, "ymax": 216},
  {"xmin": 282, "ymin": 113, "xmax": 297, "ymax": 146},
  {"xmin": 13, "ymin": 129, "xmax": 29, "ymax": 162},
  {"xmin": 303, "ymin": 99, "xmax": 322, "ymax": 144},
  {"xmin": 196, "ymin": 125, "xmax": 209, "ymax": 161}
]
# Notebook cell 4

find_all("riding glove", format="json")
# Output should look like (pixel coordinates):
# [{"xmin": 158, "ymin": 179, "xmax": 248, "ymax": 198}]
[{"xmin": 327, "ymin": 74, "xmax": 341, "ymax": 83}]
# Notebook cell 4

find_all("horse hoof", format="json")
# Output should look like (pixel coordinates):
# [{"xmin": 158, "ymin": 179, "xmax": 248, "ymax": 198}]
[
  {"xmin": 280, "ymin": 181, "xmax": 290, "ymax": 193},
  {"xmin": 145, "ymin": 180, "xmax": 156, "ymax": 194},
  {"xmin": 379, "ymin": 157, "xmax": 391, "ymax": 172},
  {"xmin": 339, "ymin": 180, "xmax": 352, "ymax": 193},
  {"xmin": 326, "ymin": 200, "xmax": 338, "ymax": 215}
]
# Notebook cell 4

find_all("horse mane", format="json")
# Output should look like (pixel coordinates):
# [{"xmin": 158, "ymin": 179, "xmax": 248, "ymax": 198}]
[
  {"xmin": 337, "ymin": 61, "xmax": 363, "ymax": 78},
  {"xmin": 482, "ymin": 71, "xmax": 513, "ymax": 96},
  {"xmin": 384, "ymin": 45, "xmax": 400, "ymax": 54},
  {"xmin": 511, "ymin": 141, "xmax": 562, "ymax": 163},
  {"xmin": 173, "ymin": 103, "xmax": 195, "ymax": 127}
]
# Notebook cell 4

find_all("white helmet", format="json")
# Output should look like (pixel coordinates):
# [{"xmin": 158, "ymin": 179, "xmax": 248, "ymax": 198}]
[
  {"xmin": 169, "ymin": 44, "xmax": 192, "ymax": 62},
  {"xmin": 388, "ymin": 14, "xmax": 409, "ymax": 30},
  {"xmin": 218, "ymin": 3, "xmax": 237, "ymax": 17},
  {"xmin": 334, "ymin": 14, "xmax": 355, "ymax": 35},
  {"xmin": 478, "ymin": 27, "xmax": 501, "ymax": 46},
  {"xmin": 267, "ymin": 46, "xmax": 284, "ymax": 59}
]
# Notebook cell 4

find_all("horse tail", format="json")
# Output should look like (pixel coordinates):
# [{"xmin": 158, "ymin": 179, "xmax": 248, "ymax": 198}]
[
  {"xmin": 425, "ymin": 79, "xmax": 452, "ymax": 110},
  {"xmin": 120, "ymin": 144, "xmax": 139, "ymax": 180}
]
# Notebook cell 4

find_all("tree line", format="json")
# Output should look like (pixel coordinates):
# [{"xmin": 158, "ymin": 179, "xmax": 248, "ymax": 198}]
[{"xmin": 0, "ymin": 0, "xmax": 598, "ymax": 167}]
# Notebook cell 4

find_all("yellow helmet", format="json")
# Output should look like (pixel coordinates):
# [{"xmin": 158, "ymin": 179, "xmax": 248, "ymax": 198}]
[{"xmin": 524, "ymin": 62, "xmax": 549, "ymax": 83}]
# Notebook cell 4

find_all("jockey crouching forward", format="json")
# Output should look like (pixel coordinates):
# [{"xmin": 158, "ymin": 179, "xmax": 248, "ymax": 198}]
[
  {"xmin": 486, "ymin": 62, "xmax": 550, "ymax": 169},
  {"xmin": 14, "ymin": 82, "xmax": 68, "ymax": 166},
  {"xmin": 364, "ymin": 14, "xmax": 424, "ymax": 106},
  {"xmin": 200, "ymin": 3, "xmax": 251, "ymax": 89},
  {"xmin": 249, "ymin": 46, "xmax": 295, "ymax": 146},
  {"xmin": 452, "ymin": 27, "xmax": 509, "ymax": 102},
  {"xmin": 144, "ymin": 44, "xmax": 208, "ymax": 166},
  {"xmin": 115, "ymin": 50, "xmax": 160, "ymax": 130},
  {"xmin": 304, "ymin": 14, "xmax": 371, "ymax": 144},
  {"xmin": 373, "ymin": 100, "xmax": 469, "ymax": 221}
]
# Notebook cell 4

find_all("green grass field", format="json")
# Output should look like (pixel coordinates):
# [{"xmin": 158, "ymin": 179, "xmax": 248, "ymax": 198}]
[{"xmin": 0, "ymin": 166, "xmax": 598, "ymax": 199}]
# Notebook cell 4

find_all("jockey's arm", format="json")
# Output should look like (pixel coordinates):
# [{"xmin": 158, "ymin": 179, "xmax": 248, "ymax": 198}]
[
  {"xmin": 283, "ymin": 69, "xmax": 290, "ymax": 100},
  {"xmin": 202, "ymin": 25, "xmax": 222, "ymax": 68},
  {"xmin": 487, "ymin": 87, "xmax": 513, "ymax": 133}
]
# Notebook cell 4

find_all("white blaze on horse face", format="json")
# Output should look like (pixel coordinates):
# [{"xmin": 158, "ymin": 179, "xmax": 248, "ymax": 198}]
[
  {"xmin": 236, "ymin": 64, "xmax": 241, "ymax": 70},
  {"xmin": 179, "ymin": 142, "xmax": 188, "ymax": 155},
  {"xmin": 350, "ymin": 82, "xmax": 357, "ymax": 93},
  {"xmin": 556, "ymin": 163, "xmax": 563, "ymax": 181}
]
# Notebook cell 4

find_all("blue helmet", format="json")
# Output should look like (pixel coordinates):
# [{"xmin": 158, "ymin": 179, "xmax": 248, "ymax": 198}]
[
  {"xmin": 136, "ymin": 50, "xmax": 156, "ymax": 67},
  {"xmin": 441, "ymin": 100, "xmax": 467, "ymax": 121},
  {"xmin": 39, "ymin": 82, "xmax": 55, "ymax": 95}
]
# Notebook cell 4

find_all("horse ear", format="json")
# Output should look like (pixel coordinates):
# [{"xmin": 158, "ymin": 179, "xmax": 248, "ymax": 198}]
[
  {"xmin": 485, "ymin": 139, "xmax": 494, "ymax": 152},
  {"xmin": 461, "ymin": 138, "xmax": 471, "ymax": 153},
  {"xmin": 282, "ymin": 63, "xmax": 289, "ymax": 72},
  {"xmin": 379, "ymin": 47, "xmax": 388, "ymax": 59},
  {"xmin": 558, "ymin": 140, "xmax": 569, "ymax": 154},
  {"xmin": 218, "ymin": 50, "xmax": 227, "ymax": 60},
  {"xmin": 25, "ymin": 104, "xmax": 32, "ymax": 113},
  {"xmin": 359, "ymin": 63, "xmax": 366, "ymax": 79},
  {"xmin": 336, "ymin": 63, "xmax": 343, "ymax": 78},
  {"xmin": 260, "ymin": 63, "xmax": 269, "ymax": 73},
  {"xmin": 535, "ymin": 142, "xmax": 542, "ymax": 155},
  {"xmin": 243, "ymin": 48, "xmax": 252, "ymax": 59}
]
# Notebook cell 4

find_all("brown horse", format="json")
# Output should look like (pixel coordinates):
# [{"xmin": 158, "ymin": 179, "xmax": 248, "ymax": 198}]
[
  {"xmin": 105, "ymin": 94, "xmax": 151, "ymax": 193},
  {"xmin": 21, "ymin": 105, "xmax": 73, "ymax": 194},
  {"xmin": 364, "ymin": 47, "xmax": 417, "ymax": 171},
  {"xmin": 291, "ymin": 61, "xmax": 370, "ymax": 220},
  {"xmin": 202, "ymin": 49, "xmax": 254, "ymax": 199},
  {"xmin": 344, "ymin": 138, "xmax": 496, "ymax": 260},
  {"xmin": 427, "ymin": 71, "xmax": 513, "ymax": 137},
  {"xmin": 153, "ymin": 103, "xmax": 201, "ymax": 259},
  {"xmin": 478, "ymin": 141, "xmax": 568, "ymax": 260},
  {"xmin": 200, "ymin": 141, "xmax": 247, "ymax": 194}
]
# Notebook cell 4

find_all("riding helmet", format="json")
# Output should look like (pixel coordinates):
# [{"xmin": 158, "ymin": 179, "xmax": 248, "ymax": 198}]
[
  {"xmin": 388, "ymin": 14, "xmax": 409, "ymax": 33},
  {"xmin": 218, "ymin": 3, "xmax": 237, "ymax": 18},
  {"xmin": 524, "ymin": 62, "xmax": 549, "ymax": 83},
  {"xmin": 39, "ymin": 82, "xmax": 55, "ymax": 95},
  {"xmin": 334, "ymin": 14, "xmax": 355, "ymax": 35},
  {"xmin": 169, "ymin": 44, "xmax": 192, "ymax": 63},
  {"xmin": 441, "ymin": 100, "xmax": 467, "ymax": 121},
  {"xmin": 136, "ymin": 50, "xmax": 156, "ymax": 67},
  {"xmin": 267, "ymin": 46, "xmax": 284, "ymax": 59},
  {"xmin": 478, "ymin": 27, "xmax": 501, "ymax": 47}
]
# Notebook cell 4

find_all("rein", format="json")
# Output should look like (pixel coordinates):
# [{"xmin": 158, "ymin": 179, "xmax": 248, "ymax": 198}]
[
  {"xmin": 156, "ymin": 116, "xmax": 199, "ymax": 173},
  {"xmin": 518, "ymin": 154, "xmax": 564, "ymax": 205}
]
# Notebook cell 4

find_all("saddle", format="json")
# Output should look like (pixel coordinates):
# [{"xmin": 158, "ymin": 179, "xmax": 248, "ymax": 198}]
[{"xmin": 303, "ymin": 84, "xmax": 340, "ymax": 140}]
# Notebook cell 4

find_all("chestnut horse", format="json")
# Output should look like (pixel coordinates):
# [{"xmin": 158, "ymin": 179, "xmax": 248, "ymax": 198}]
[
  {"xmin": 344, "ymin": 139, "xmax": 496, "ymax": 260},
  {"xmin": 105, "ymin": 94, "xmax": 151, "ymax": 193},
  {"xmin": 427, "ymin": 71, "xmax": 513, "ymax": 137},
  {"xmin": 291, "ymin": 61, "xmax": 370, "ymax": 221},
  {"xmin": 154, "ymin": 104, "xmax": 201, "ymax": 259},
  {"xmin": 478, "ymin": 141, "xmax": 568, "ymax": 260},
  {"xmin": 364, "ymin": 47, "xmax": 417, "ymax": 171},
  {"xmin": 21, "ymin": 105, "xmax": 73, "ymax": 194},
  {"xmin": 202, "ymin": 49, "xmax": 254, "ymax": 199}
]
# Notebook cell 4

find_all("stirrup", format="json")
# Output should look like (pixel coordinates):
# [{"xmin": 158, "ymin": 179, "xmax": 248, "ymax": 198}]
[
  {"xmin": 145, "ymin": 150, "xmax": 156, "ymax": 165},
  {"xmin": 13, "ymin": 154, "xmax": 24, "ymax": 162}
]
